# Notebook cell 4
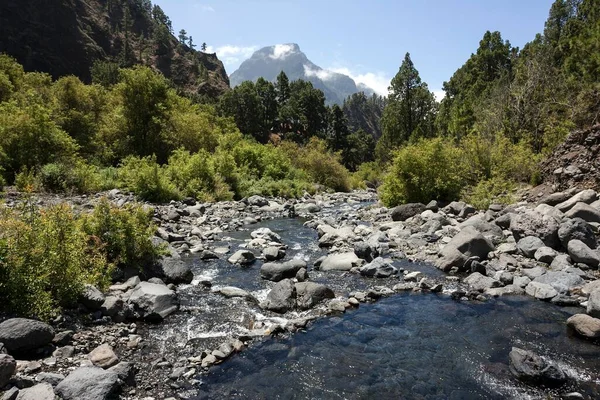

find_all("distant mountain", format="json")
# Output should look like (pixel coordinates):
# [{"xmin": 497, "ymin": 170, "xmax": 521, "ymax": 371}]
[{"xmin": 230, "ymin": 43, "xmax": 374, "ymax": 105}]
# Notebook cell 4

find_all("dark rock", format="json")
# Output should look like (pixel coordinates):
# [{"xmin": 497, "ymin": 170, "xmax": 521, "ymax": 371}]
[
  {"xmin": 159, "ymin": 257, "xmax": 193, "ymax": 284},
  {"xmin": 517, "ymin": 236, "xmax": 546, "ymax": 259},
  {"xmin": 510, "ymin": 210, "xmax": 560, "ymax": 249},
  {"xmin": 0, "ymin": 354, "xmax": 16, "ymax": 388},
  {"xmin": 354, "ymin": 241, "xmax": 377, "ymax": 262},
  {"xmin": 263, "ymin": 246, "xmax": 285, "ymax": 261},
  {"xmin": 55, "ymin": 366, "xmax": 119, "ymax": 400},
  {"xmin": 556, "ymin": 189, "xmax": 597, "ymax": 212},
  {"xmin": 565, "ymin": 202, "xmax": 600, "ymax": 224},
  {"xmin": 391, "ymin": 203, "xmax": 426, "ymax": 222},
  {"xmin": 295, "ymin": 282, "xmax": 335, "ymax": 310},
  {"xmin": 52, "ymin": 330, "xmax": 74, "ymax": 346},
  {"xmin": 425, "ymin": 200, "xmax": 439, "ymax": 212},
  {"xmin": 508, "ymin": 347, "xmax": 567, "ymax": 387},
  {"xmin": 558, "ymin": 218, "xmax": 597, "ymax": 249},
  {"xmin": 80, "ymin": 284, "xmax": 105, "ymax": 311},
  {"xmin": 108, "ymin": 362, "xmax": 135, "ymax": 386},
  {"xmin": 567, "ymin": 240, "xmax": 600, "ymax": 268},
  {"xmin": 436, "ymin": 226, "xmax": 495, "ymax": 271},
  {"xmin": 35, "ymin": 372, "xmax": 65, "ymax": 387},
  {"xmin": 262, "ymin": 279, "xmax": 296, "ymax": 313},
  {"xmin": 0, "ymin": 318, "xmax": 54, "ymax": 356},
  {"xmin": 260, "ymin": 260, "xmax": 306, "ymax": 282},
  {"xmin": 227, "ymin": 250, "xmax": 256, "ymax": 265},
  {"xmin": 359, "ymin": 257, "xmax": 398, "ymax": 278}
]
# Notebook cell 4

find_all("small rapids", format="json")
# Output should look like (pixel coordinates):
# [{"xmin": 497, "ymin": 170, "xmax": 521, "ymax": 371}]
[{"xmin": 143, "ymin": 202, "xmax": 600, "ymax": 399}]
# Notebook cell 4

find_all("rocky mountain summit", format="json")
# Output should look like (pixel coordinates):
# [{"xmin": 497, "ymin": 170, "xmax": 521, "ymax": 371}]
[{"xmin": 230, "ymin": 43, "xmax": 375, "ymax": 105}]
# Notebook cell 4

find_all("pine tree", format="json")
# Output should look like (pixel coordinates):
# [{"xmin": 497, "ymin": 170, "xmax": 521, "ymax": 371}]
[
  {"xmin": 201, "ymin": 42, "xmax": 207, "ymax": 52},
  {"xmin": 178, "ymin": 29, "xmax": 188, "ymax": 45}
]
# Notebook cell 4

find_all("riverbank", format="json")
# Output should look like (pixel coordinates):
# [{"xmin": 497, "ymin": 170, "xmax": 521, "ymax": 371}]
[{"xmin": 1, "ymin": 187, "xmax": 600, "ymax": 399}]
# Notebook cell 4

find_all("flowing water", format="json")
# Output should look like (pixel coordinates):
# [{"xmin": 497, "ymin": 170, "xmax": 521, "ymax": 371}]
[{"xmin": 144, "ymin": 203, "xmax": 600, "ymax": 400}]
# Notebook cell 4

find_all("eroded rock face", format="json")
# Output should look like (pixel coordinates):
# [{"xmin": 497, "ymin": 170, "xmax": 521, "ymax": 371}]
[{"xmin": 0, "ymin": 318, "xmax": 54, "ymax": 356}]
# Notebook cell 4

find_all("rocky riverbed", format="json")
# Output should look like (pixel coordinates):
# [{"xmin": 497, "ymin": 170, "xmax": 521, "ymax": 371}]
[{"xmin": 1, "ymin": 187, "xmax": 600, "ymax": 399}]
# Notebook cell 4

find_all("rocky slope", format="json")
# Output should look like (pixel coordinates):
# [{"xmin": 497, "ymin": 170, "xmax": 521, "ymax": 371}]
[
  {"xmin": 0, "ymin": 0, "xmax": 229, "ymax": 99},
  {"xmin": 540, "ymin": 124, "xmax": 600, "ymax": 191},
  {"xmin": 230, "ymin": 43, "xmax": 375, "ymax": 105}
]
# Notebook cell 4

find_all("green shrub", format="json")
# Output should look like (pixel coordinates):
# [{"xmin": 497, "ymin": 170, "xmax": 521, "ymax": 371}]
[
  {"xmin": 0, "ymin": 202, "xmax": 111, "ymax": 320},
  {"xmin": 462, "ymin": 177, "xmax": 516, "ymax": 210},
  {"xmin": 14, "ymin": 167, "xmax": 39, "ymax": 192},
  {"xmin": 81, "ymin": 198, "xmax": 162, "ymax": 271},
  {"xmin": 165, "ymin": 149, "xmax": 220, "ymax": 201},
  {"xmin": 350, "ymin": 162, "xmax": 383, "ymax": 189},
  {"xmin": 118, "ymin": 156, "xmax": 180, "ymax": 202},
  {"xmin": 380, "ymin": 137, "xmax": 466, "ymax": 206}
]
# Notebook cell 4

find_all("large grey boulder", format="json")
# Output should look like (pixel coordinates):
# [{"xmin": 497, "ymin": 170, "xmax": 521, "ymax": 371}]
[
  {"xmin": 159, "ymin": 258, "xmax": 193, "ymax": 284},
  {"xmin": 558, "ymin": 218, "xmax": 597, "ymax": 249},
  {"xmin": 218, "ymin": 286, "xmax": 257, "ymax": 302},
  {"xmin": 391, "ymin": 203, "xmax": 426, "ymax": 221},
  {"xmin": 532, "ymin": 271, "xmax": 584, "ymax": 294},
  {"xmin": 251, "ymin": 227, "xmax": 282, "ymax": 243},
  {"xmin": 295, "ymin": 282, "xmax": 335, "ymax": 310},
  {"xmin": 0, "ymin": 318, "xmax": 54, "ymax": 355},
  {"xmin": 565, "ymin": 202, "xmax": 600, "ymax": 224},
  {"xmin": 80, "ymin": 284, "xmax": 105, "ymax": 310},
  {"xmin": 556, "ymin": 189, "xmax": 597, "ymax": 212},
  {"xmin": 359, "ymin": 257, "xmax": 398, "ymax": 278},
  {"xmin": 319, "ymin": 252, "xmax": 363, "ymax": 271},
  {"xmin": 459, "ymin": 215, "xmax": 504, "ymax": 242},
  {"xmin": 508, "ymin": 347, "xmax": 567, "ymax": 388},
  {"xmin": 128, "ymin": 282, "xmax": 178, "ymax": 322},
  {"xmin": 567, "ymin": 314, "xmax": 600, "ymax": 339},
  {"xmin": 294, "ymin": 202, "xmax": 321, "ymax": 214},
  {"xmin": 55, "ymin": 366, "xmax": 119, "ymax": 400},
  {"xmin": 260, "ymin": 260, "xmax": 306, "ymax": 282},
  {"xmin": 567, "ymin": 239, "xmax": 600, "ymax": 268},
  {"xmin": 587, "ymin": 289, "xmax": 600, "ymax": 318},
  {"xmin": 436, "ymin": 226, "xmax": 494, "ymax": 271},
  {"xmin": 510, "ymin": 210, "xmax": 560, "ymax": 249},
  {"xmin": 247, "ymin": 195, "xmax": 269, "ymax": 207},
  {"xmin": 464, "ymin": 272, "xmax": 501, "ymax": 291},
  {"xmin": 228, "ymin": 250, "xmax": 256, "ymax": 265},
  {"xmin": 16, "ymin": 383, "xmax": 55, "ymax": 400},
  {"xmin": 525, "ymin": 282, "xmax": 558, "ymax": 300},
  {"xmin": 0, "ymin": 354, "xmax": 16, "ymax": 387},
  {"xmin": 263, "ymin": 246, "xmax": 285, "ymax": 261},
  {"xmin": 262, "ymin": 279, "xmax": 296, "ymax": 313},
  {"xmin": 534, "ymin": 204, "xmax": 564, "ymax": 220},
  {"xmin": 534, "ymin": 247, "xmax": 558, "ymax": 264},
  {"xmin": 517, "ymin": 236, "xmax": 546, "ymax": 259}
]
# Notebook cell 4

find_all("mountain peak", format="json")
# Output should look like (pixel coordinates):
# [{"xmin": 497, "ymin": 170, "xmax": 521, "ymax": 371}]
[{"xmin": 230, "ymin": 43, "xmax": 375, "ymax": 105}]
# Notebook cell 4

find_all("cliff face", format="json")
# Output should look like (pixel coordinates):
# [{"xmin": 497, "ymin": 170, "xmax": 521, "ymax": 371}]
[{"xmin": 0, "ymin": 0, "xmax": 229, "ymax": 99}]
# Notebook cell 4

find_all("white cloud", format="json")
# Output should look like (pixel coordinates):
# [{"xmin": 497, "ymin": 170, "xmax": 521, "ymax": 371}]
[
  {"xmin": 193, "ymin": 3, "xmax": 215, "ymax": 12},
  {"xmin": 433, "ymin": 90, "xmax": 446, "ymax": 102},
  {"xmin": 270, "ymin": 44, "xmax": 295, "ymax": 60},
  {"xmin": 303, "ymin": 65, "xmax": 336, "ymax": 81},
  {"xmin": 206, "ymin": 45, "xmax": 258, "ymax": 71},
  {"xmin": 330, "ymin": 67, "xmax": 390, "ymax": 96}
]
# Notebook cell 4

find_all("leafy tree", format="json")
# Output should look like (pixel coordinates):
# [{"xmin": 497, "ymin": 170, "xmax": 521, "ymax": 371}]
[
  {"xmin": 91, "ymin": 60, "xmax": 120, "ymax": 87},
  {"xmin": 342, "ymin": 129, "xmax": 375, "ymax": 171},
  {"xmin": 218, "ymin": 81, "xmax": 266, "ymax": 142},
  {"xmin": 378, "ymin": 52, "xmax": 436, "ymax": 162}
]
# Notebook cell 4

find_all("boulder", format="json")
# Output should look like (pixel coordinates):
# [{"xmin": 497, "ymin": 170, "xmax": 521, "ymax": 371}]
[
  {"xmin": 0, "ymin": 318, "xmax": 54, "ymax": 356},
  {"xmin": 359, "ymin": 257, "xmax": 397, "ymax": 278},
  {"xmin": 227, "ymin": 250, "xmax": 256, "ymax": 265},
  {"xmin": 534, "ymin": 204, "xmax": 564, "ymax": 220},
  {"xmin": 319, "ymin": 252, "xmax": 363, "ymax": 271},
  {"xmin": 159, "ymin": 258, "xmax": 193, "ymax": 284},
  {"xmin": 294, "ymin": 202, "xmax": 321, "ymax": 214},
  {"xmin": 567, "ymin": 240, "xmax": 600, "ymax": 268},
  {"xmin": 556, "ymin": 189, "xmax": 597, "ymax": 212},
  {"xmin": 494, "ymin": 213, "xmax": 514, "ymax": 230},
  {"xmin": 565, "ymin": 202, "xmax": 600, "ymax": 224},
  {"xmin": 247, "ymin": 195, "xmax": 269, "ymax": 207},
  {"xmin": 391, "ymin": 203, "xmax": 426, "ymax": 222},
  {"xmin": 517, "ymin": 236, "xmax": 546, "ymax": 259},
  {"xmin": 464, "ymin": 272, "xmax": 501, "ymax": 292},
  {"xmin": 263, "ymin": 246, "xmax": 285, "ymax": 261},
  {"xmin": 539, "ymin": 190, "xmax": 576, "ymax": 206},
  {"xmin": 55, "ymin": 366, "xmax": 119, "ymax": 400},
  {"xmin": 250, "ymin": 227, "xmax": 282, "ymax": 243},
  {"xmin": 558, "ymin": 218, "xmax": 597, "ymax": 249},
  {"xmin": 88, "ymin": 344, "xmax": 119, "ymax": 369},
  {"xmin": 260, "ymin": 260, "xmax": 306, "ymax": 282},
  {"xmin": 0, "ymin": 354, "xmax": 16, "ymax": 387},
  {"xmin": 128, "ymin": 282, "xmax": 178, "ymax": 322},
  {"xmin": 534, "ymin": 247, "xmax": 558, "ymax": 264},
  {"xmin": 566, "ymin": 314, "xmax": 600, "ymax": 339},
  {"xmin": 587, "ymin": 289, "xmax": 600, "ymax": 318},
  {"xmin": 262, "ymin": 279, "xmax": 296, "ymax": 313},
  {"xmin": 508, "ymin": 347, "xmax": 567, "ymax": 387},
  {"xmin": 35, "ymin": 372, "xmax": 65, "ymax": 387},
  {"xmin": 549, "ymin": 254, "xmax": 573, "ymax": 271},
  {"xmin": 354, "ymin": 241, "xmax": 378, "ymax": 262},
  {"xmin": 295, "ymin": 282, "xmax": 335, "ymax": 310},
  {"xmin": 218, "ymin": 286, "xmax": 256, "ymax": 302},
  {"xmin": 510, "ymin": 210, "xmax": 560, "ymax": 249},
  {"xmin": 459, "ymin": 215, "xmax": 504, "ymax": 241},
  {"xmin": 15, "ymin": 383, "xmax": 55, "ymax": 400},
  {"xmin": 525, "ymin": 282, "xmax": 558, "ymax": 300},
  {"xmin": 436, "ymin": 226, "xmax": 494, "ymax": 271},
  {"xmin": 532, "ymin": 271, "xmax": 584, "ymax": 294},
  {"xmin": 80, "ymin": 284, "xmax": 105, "ymax": 310}
]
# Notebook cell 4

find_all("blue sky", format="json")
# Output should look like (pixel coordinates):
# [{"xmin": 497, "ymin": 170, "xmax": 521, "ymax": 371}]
[{"xmin": 153, "ymin": 0, "xmax": 555, "ymax": 98}]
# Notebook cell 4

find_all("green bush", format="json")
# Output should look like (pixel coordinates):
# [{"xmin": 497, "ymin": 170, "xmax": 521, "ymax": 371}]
[
  {"xmin": 14, "ymin": 167, "xmax": 38, "ymax": 192},
  {"xmin": 118, "ymin": 156, "xmax": 180, "ymax": 202},
  {"xmin": 81, "ymin": 198, "xmax": 162, "ymax": 271},
  {"xmin": 462, "ymin": 177, "xmax": 516, "ymax": 210},
  {"xmin": 350, "ymin": 161, "xmax": 383, "ymax": 189},
  {"xmin": 0, "ymin": 202, "xmax": 111, "ymax": 320},
  {"xmin": 380, "ymin": 137, "xmax": 466, "ymax": 206}
]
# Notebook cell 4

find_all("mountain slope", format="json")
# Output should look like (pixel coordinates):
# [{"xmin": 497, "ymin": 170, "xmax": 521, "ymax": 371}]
[
  {"xmin": 230, "ymin": 43, "xmax": 374, "ymax": 105},
  {"xmin": 0, "ymin": 0, "xmax": 229, "ymax": 99}
]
